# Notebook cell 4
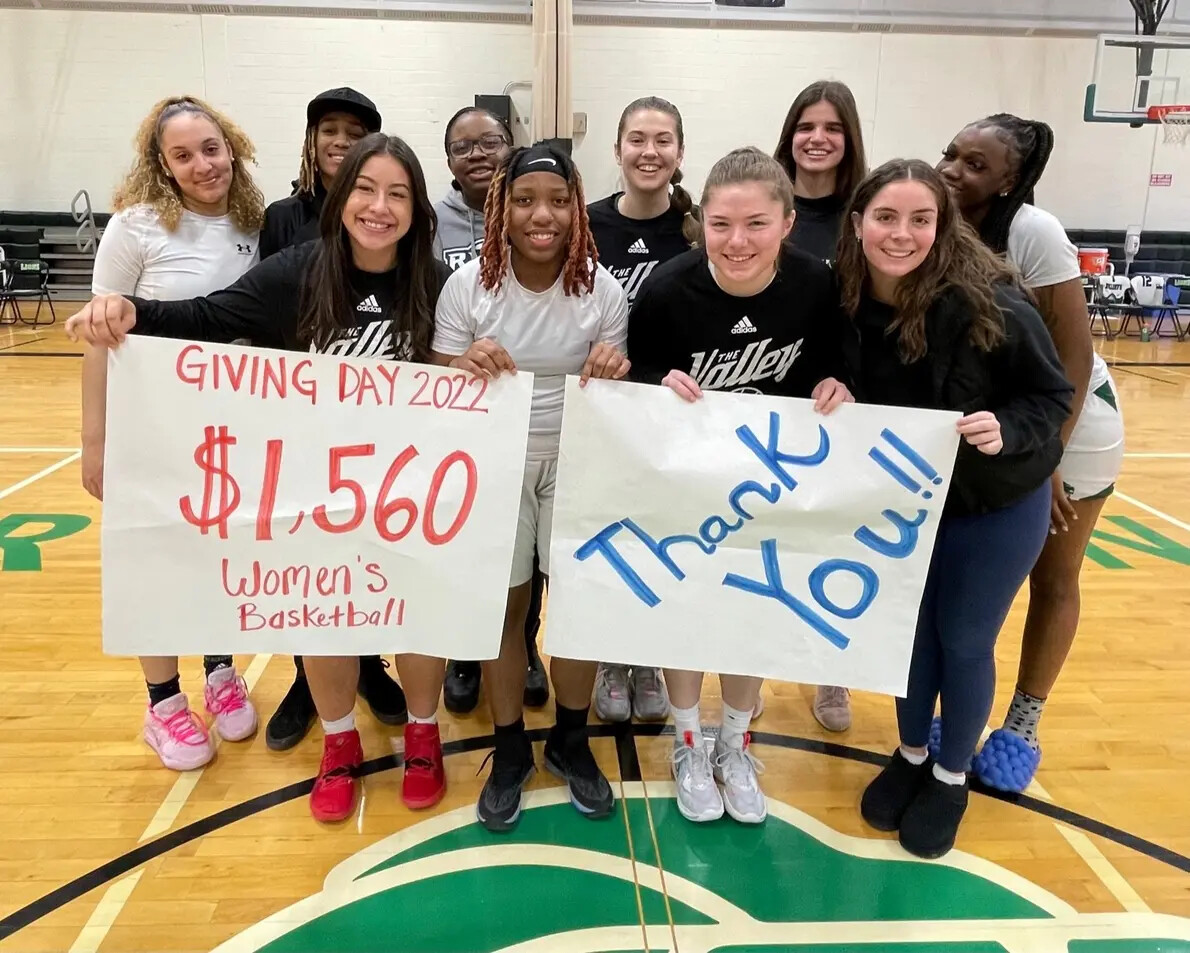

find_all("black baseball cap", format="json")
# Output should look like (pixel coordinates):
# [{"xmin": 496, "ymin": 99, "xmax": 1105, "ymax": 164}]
[{"xmin": 306, "ymin": 87, "xmax": 382, "ymax": 132}]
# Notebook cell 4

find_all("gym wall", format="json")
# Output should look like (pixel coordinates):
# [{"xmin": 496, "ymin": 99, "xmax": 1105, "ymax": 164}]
[{"xmin": 3, "ymin": 9, "xmax": 1188, "ymax": 231}]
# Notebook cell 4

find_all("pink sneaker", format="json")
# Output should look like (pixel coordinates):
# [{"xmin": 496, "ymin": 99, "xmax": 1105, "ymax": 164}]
[
  {"xmin": 144, "ymin": 694, "xmax": 214, "ymax": 771},
  {"xmin": 204, "ymin": 666, "xmax": 258, "ymax": 742}
]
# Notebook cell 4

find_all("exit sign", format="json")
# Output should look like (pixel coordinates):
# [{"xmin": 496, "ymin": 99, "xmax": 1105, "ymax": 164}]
[{"xmin": 1150, "ymin": 173, "xmax": 1173, "ymax": 186}]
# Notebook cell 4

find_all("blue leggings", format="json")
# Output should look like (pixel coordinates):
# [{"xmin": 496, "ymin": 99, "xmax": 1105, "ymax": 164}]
[{"xmin": 897, "ymin": 479, "xmax": 1051, "ymax": 773}]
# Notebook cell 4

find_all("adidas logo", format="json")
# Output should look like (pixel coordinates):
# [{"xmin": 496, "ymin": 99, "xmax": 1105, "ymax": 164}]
[
  {"xmin": 628, "ymin": 238, "xmax": 649, "ymax": 255},
  {"xmin": 731, "ymin": 316, "xmax": 757, "ymax": 335},
  {"xmin": 356, "ymin": 294, "xmax": 383, "ymax": 314}
]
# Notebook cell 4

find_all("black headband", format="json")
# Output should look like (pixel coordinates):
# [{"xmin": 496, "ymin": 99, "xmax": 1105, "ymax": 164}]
[{"xmin": 508, "ymin": 143, "xmax": 574, "ymax": 184}]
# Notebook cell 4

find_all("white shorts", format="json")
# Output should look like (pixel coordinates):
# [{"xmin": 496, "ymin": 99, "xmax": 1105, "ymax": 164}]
[
  {"xmin": 1061, "ymin": 373, "xmax": 1124, "ymax": 501},
  {"xmin": 511, "ymin": 458, "xmax": 557, "ymax": 587}
]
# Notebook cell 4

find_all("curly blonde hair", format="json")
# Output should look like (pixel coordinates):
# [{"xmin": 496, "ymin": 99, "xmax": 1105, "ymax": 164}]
[{"xmin": 112, "ymin": 95, "xmax": 266, "ymax": 234}]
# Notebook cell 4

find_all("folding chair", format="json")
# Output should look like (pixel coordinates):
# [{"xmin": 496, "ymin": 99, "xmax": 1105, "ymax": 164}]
[
  {"xmin": 1, "ymin": 256, "xmax": 57, "ymax": 326},
  {"xmin": 0, "ymin": 246, "xmax": 13, "ymax": 325}
]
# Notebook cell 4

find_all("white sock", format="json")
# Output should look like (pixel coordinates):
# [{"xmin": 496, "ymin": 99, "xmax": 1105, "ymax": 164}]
[
  {"xmin": 321, "ymin": 712, "xmax": 356, "ymax": 736},
  {"xmin": 408, "ymin": 711, "xmax": 438, "ymax": 725},
  {"xmin": 899, "ymin": 745, "xmax": 928, "ymax": 766},
  {"xmin": 932, "ymin": 762, "xmax": 967, "ymax": 786},
  {"xmin": 720, "ymin": 702, "xmax": 753, "ymax": 750},
  {"xmin": 671, "ymin": 703, "xmax": 701, "ymax": 745}
]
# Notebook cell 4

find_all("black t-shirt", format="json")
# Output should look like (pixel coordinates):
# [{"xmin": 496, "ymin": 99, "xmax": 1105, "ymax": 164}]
[
  {"xmin": 128, "ymin": 240, "xmax": 450, "ymax": 359},
  {"xmin": 627, "ymin": 243, "xmax": 843, "ymax": 397},
  {"xmin": 788, "ymin": 193, "xmax": 846, "ymax": 264},
  {"xmin": 587, "ymin": 193, "xmax": 692, "ymax": 306},
  {"xmin": 852, "ymin": 296, "xmax": 933, "ymax": 408}
]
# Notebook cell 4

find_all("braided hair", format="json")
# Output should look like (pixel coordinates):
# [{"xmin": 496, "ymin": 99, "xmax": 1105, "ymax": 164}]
[
  {"xmin": 970, "ymin": 113, "xmax": 1055, "ymax": 255},
  {"xmin": 479, "ymin": 146, "xmax": 599, "ymax": 297}
]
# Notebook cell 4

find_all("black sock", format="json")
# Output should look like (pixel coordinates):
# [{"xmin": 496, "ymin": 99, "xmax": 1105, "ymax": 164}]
[
  {"xmin": 550, "ymin": 703, "xmax": 590, "ymax": 748},
  {"xmin": 294, "ymin": 655, "xmax": 306, "ymax": 679},
  {"xmin": 147, "ymin": 675, "xmax": 181, "ymax": 707},
  {"xmin": 203, "ymin": 655, "xmax": 233, "ymax": 678},
  {"xmin": 493, "ymin": 718, "xmax": 527, "ymax": 756}
]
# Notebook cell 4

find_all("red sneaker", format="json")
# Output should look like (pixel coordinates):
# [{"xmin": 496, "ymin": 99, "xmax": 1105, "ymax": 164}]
[
  {"xmin": 310, "ymin": 729, "xmax": 363, "ymax": 822},
  {"xmin": 402, "ymin": 722, "xmax": 445, "ymax": 810}
]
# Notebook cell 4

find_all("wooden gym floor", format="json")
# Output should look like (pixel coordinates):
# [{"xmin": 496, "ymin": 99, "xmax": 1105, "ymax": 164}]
[{"xmin": 1, "ymin": 310, "xmax": 1188, "ymax": 953}]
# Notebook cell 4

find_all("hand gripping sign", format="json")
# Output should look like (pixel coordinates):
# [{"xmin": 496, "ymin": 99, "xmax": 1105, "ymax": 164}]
[
  {"xmin": 101, "ymin": 337, "xmax": 532, "ymax": 657},
  {"xmin": 546, "ymin": 378, "xmax": 960, "ymax": 696}
]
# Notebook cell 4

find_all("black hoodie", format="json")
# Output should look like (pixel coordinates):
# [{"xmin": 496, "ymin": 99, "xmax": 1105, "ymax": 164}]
[
  {"xmin": 841, "ymin": 282, "xmax": 1073, "ymax": 517},
  {"xmin": 259, "ymin": 179, "xmax": 327, "ymax": 261}
]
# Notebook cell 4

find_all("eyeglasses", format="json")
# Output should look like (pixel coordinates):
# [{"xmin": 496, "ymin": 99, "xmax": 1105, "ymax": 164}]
[{"xmin": 448, "ymin": 134, "xmax": 509, "ymax": 159}]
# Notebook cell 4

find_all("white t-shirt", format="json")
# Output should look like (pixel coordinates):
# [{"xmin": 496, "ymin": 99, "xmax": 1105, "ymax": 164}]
[
  {"xmin": 92, "ymin": 204, "xmax": 260, "ymax": 299},
  {"xmin": 433, "ymin": 257, "xmax": 629, "ymax": 460},
  {"xmin": 1007, "ymin": 203, "xmax": 1109, "ymax": 391}
]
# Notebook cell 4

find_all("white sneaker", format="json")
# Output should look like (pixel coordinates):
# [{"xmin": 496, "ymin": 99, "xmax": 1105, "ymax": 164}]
[
  {"xmin": 593, "ymin": 663, "xmax": 631, "ymax": 723},
  {"xmin": 713, "ymin": 737, "xmax": 767, "ymax": 824},
  {"xmin": 671, "ymin": 731, "xmax": 724, "ymax": 822}
]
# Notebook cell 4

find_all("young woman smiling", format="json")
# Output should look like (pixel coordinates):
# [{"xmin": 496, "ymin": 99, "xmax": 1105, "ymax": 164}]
[
  {"xmin": 66, "ymin": 134, "xmax": 453, "ymax": 824},
  {"xmin": 773, "ymin": 80, "xmax": 869, "ymax": 733},
  {"xmin": 431, "ymin": 106, "xmax": 552, "ymax": 721},
  {"xmin": 432, "ymin": 142, "xmax": 630, "ymax": 833},
  {"xmin": 83, "ymin": 95, "xmax": 265, "ymax": 772},
  {"xmin": 259, "ymin": 87, "xmax": 382, "ymax": 259},
  {"xmin": 586, "ymin": 95, "xmax": 702, "ymax": 728},
  {"xmin": 834, "ymin": 159, "xmax": 1072, "ymax": 858},
  {"xmin": 774, "ymin": 80, "xmax": 867, "ymax": 266},
  {"xmin": 937, "ymin": 114, "xmax": 1125, "ymax": 794},
  {"xmin": 627, "ymin": 146, "xmax": 852, "ymax": 826}
]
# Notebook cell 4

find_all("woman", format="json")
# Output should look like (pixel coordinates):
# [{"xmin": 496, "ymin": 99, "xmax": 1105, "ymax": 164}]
[
  {"xmin": 259, "ymin": 87, "xmax": 381, "ymax": 259},
  {"xmin": 774, "ymin": 79, "xmax": 867, "ymax": 266},
  {"xmin": 835, "ymin": 159, "xmax": 1073, "ymax": 858},
  {"xmin": 431, "ymin": 106, "xmax": 550, "ymax": 718},
  {"xmin": 627, "ymin": 146, "xmax": 852, "ymax": 826},
  {"xmin": 83, "ymin": 94, "xmax": 265, "ymax": 772},
  {"xmin": 255, "ymin": 87, "xmax": 405, "ymax": 758},
  {"xmin": 66, "ymin": 134, "xmax": 452, "ymax": 823},
  {"xmin": 432, "ymin": 142, "xmax": 630, "ymax": 833},
  {"xmin": 585, "ymin": 95, "xmax": 701, "ymax": 727},
  {"xmin": 937, "ymin": 114, "xmax": 1124, "ymax": 793},
  {"xmin": 774, "ymin": 79, "xmax": 868, "ymax": 732}
]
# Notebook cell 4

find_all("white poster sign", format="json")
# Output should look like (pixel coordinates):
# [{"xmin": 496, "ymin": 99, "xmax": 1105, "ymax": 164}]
[
  {"xmin": 546, "ymin": 379, "xmax": 961, "ymax": 696},
  {"xmin": 102, "ymin": 337, "xmax": 532, "ymax": 657}
]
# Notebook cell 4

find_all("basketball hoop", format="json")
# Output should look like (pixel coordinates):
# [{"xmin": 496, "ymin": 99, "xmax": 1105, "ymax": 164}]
[{"xmin": 1148, "ymin": 105, "xmax": 1190, "ymax": 145}]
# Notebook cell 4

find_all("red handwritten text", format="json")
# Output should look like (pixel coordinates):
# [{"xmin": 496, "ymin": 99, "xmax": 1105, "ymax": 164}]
[
  {"xmin": 238, "ymin": 597, "xmax": 405, "ymax": 631},
  {"xmin": 176, "ymin": 344, "xmax": 318, "ymax": 405}
]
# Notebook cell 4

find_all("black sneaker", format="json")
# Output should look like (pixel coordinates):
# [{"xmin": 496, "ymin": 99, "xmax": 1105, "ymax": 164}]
[
  {"xmin": 860, "ymin": 749, "xmax": 933, "ymax": 832},
  {"xmin": 477, "ymin": 730, "xmax": 536, "ymax": 832},
  {"xmin": 265, "ymin": 675, "xmax": 316, "ymax": 751},
  {"xmin": 898, "ymin": 773, "xmax": 969, "ymax": 859},
  {"xmin": 524, "ymin": 639, "xmax": 550, "ymax": 708},
  {"xmin": 544, "ymin": 732, "xmax": 615, "ymax": 819},
  {"xmin": 443, "ymin": 660, "xmax": 481, "ymax": 714},
  {"xmin": 358, "ymin": 656, "xmax": 407, "ymax": 726}
]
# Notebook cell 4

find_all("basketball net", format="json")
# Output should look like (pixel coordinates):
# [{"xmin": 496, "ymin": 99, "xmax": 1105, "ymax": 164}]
[{"xmin": 1157, "ymin": 108, "xmax": 1190, "ymax": 145}]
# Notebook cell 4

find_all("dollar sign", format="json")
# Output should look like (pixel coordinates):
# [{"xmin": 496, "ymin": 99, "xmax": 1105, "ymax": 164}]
[{"xmin": 180, "ymin": 425, "xmax": 242, "ymax": 539}]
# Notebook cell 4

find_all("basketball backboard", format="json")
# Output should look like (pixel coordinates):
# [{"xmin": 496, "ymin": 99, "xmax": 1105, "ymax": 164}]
[{"xmin": 1084, "ymin": 32, "xmax": 1190, "ymax": 125}]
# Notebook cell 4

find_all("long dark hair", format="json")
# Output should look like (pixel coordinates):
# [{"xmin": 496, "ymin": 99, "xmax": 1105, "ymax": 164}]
[
  {"xmin": 615, "ymin": 96, "xmax": 701, "ymax": 246},
  {"xmin": 298, "ymin": 133, "xmax": 439, "ymax": 361},
  {"xmin": 479, "ymin": 146, "xmax": 598, "ymax": 297},
  {"xmin": 836, "ymin": 158, "xmax": 1012, "ymax": 362},
  {"xmin": 963, "ymin": 113, "xmax": 1055, "ymax": 254},
  {"xmin": 774, "ymin": 80, "xmax": 867, "ymax": 203}
]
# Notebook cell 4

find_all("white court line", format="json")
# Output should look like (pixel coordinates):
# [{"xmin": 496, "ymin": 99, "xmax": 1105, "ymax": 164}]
[
  {"xmin": 1122, "ymin": 452, "xmax": 1190, "ymax": 459},
  {"xmin": 67, "ymin": 871, "xmax": 144, "ymax": 953},
  {"xmin": 65, "ymin": 652, "xmax": 273, "ymax": 953},
  {"xmin": 0, "ymin": 446, "xmax": 80, "ymax": 453},
  {"xmin": 1115, "ymin": 492, "xmax": 1190, "ymax": 533},
  {"xmin": 0, "ymin": 451, "xmax": 80, "ymax": 501}
]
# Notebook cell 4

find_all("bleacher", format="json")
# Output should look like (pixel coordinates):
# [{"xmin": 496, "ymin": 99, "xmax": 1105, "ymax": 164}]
[{"xmin": 0, "ymin": 193, "xmax": 110, "ymax": 305}]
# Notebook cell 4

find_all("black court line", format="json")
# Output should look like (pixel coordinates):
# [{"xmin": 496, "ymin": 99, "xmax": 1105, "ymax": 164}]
[
  {"xmin": 0, "ymin": 350, "xmax": 81, "ymax": 358},
  {"xmin": 1113, "ymin": 366, "xmax": 1180, "ymax": 385},
  {"xmin": 1106, "ymin": 361, "xmax": 1190, "ymax": 367},
  {"xmin": 1, "ymin": 726, "xmax": 1187, "ymax": 941}
]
